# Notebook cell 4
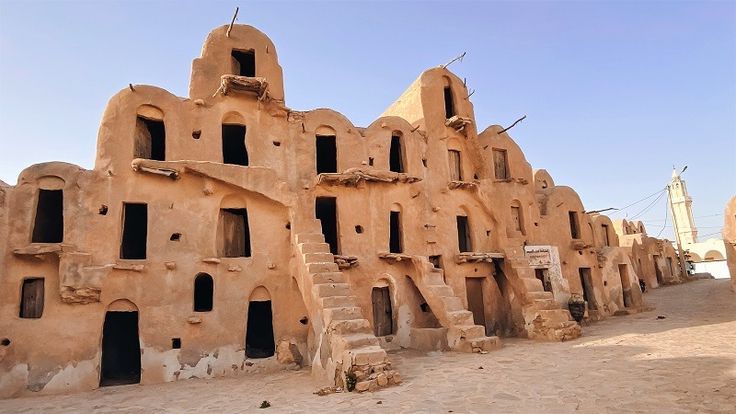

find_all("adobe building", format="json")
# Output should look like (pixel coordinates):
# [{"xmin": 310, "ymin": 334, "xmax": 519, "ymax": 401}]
[
  {"xmin": 724, "ymin": 197, "xmax": 736, "ymax": 291},
  {"xmin": 0, "ymin": 24, "xmax": 674, "ymax": 398}
]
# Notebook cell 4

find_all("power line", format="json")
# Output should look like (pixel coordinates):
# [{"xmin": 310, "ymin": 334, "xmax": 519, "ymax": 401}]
[
  {"xmin": 631, "ymin": 190, "xmax": 667, "ymax": 220},
  {"xmin": 656, "ymin": 197, "xmax": 668, "ymax": 238},
  {"xmin": 610, "ymin": 187, "xmax": 667, "ymax": 216}
]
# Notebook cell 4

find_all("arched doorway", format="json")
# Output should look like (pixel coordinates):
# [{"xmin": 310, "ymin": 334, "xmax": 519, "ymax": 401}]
[
  {"xmin": 100, "ymin": 299, "xmax": 141, "ymax": 386},
  {"xmin": 246, "ymin": 286, "xmax": 275, "ymax": 358}
]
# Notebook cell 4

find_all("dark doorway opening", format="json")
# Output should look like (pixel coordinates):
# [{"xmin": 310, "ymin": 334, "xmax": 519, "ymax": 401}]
[
  {"xmin": 618, "ymin": 264, "xmax": 632, "ymax": 308},
  {"xmin": 19, "ymin": 278, "xmax": 44, "ymax": 318},
  {"xmin": 371, "ymin": 286, "xmax": 393, "ymax": 336},
  {"xmin": 489, "ymin": 261, "xmax": 516, "ymax": 337},
  {"xmin": 222, "ymin": 124, "xmax": 248, "ymax": 166},
  {"xmin": 232, "ymin": 50, "xmax": 255, "ymax": 77},
  {"xmin": 389, "ymin": 135, "xmax": 404, "ymax": 173},
  {"xmin": 579, "ymin": 268, "xmax": 597, "ymax": 310},
  {"xmin": 653, "ymin": 255, "xmax": 663, "ymax": 284},
  {"xmin": 389, "ymin": 210, "xmax": 403, "ymax": 253},
  {"xmin": 120, "ymin": 203, "xmax": 147, "ymax": 259},
  {"xmin": 456, "ymin": 215, "xmax": 472, "ymax": 252},
  {"xmin": 32, "ymin": 189, "xmax": 63, "ymax": 243},
  {"xmin": 134, "ymin": 116, "xmax": 165, "ymax": 161},
  {"xmin": 315, "ymin": 197, "xmax": 339, "ymax": 254},
  {"xmin": 444, "ymin": 86, "xmax": 455, "ymax": 119},
  {"xmin": 217, "ymin": 209, "xmax": 251, "ymax": 257},
  {"xmin": 193, "ymin": 273, "xmax": 214, "ymax": 312},
  {"xmin": 465, "ymin": 277, "xmax": 486, "ymax": 328},
  {"xmin": 535, "ymin": 268, "xmax": 552, "ymax": 293},
  {"xmin": 568, "ymin": 211, "xmax": 580, "ymax": 239},
  {"xmin": 316, "ymin": 135, "xmax": 337, "ymax": 173},
  {"xmin": 245, "ymin": 300, "xmax": 275, "ymax": 358},
  {"xmin": 100, "ymin": 311, "xmax": 141, "ymax": 386}
]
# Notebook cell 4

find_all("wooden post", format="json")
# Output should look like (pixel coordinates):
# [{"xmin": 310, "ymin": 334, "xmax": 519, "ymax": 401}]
[{"xmin": 226, "ymin": 7, "xmax": 239, "ymax": 38}]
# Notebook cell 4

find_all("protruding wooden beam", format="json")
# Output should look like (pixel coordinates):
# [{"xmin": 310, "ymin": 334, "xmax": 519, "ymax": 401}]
[{"xmin": 226, "ymin": 7, "xmax": 239, "ymax": 38}]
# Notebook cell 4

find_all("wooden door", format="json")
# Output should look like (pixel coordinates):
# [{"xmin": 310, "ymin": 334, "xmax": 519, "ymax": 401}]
[
  {"xmin": 493, "ymin": 149, "xmax": 508, "ymax": 179},
  {"xmin": 448, "ymin": 150, "xmax": 462, "ymax": 181},
  {"xmin": 20, "ymin": 278, "xmax": 44, "ymax": 318},
  {"xmin": 465, "ymin": 278, "xmax": 486, "ymax": 327},
  {"xmin": 371, "ymin": 287, "xmax": 393, "ymax": 337}
]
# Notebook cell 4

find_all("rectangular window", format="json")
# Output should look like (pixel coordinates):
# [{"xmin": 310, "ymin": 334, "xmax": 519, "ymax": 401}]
[
  {"xmin": 511, "ymin": 206, "xmax": 523, "ymax": 233},
  {"xmin": 222, "ymin": 124, "xmax": 249, "ymax": 166},
  {"xmin": 19, "ymin": 278, "xmax": 44, "ymax": 318},
  {"xmin": 389, "ymin": 135, "xmax": 404, "ymax": 173},
  {"xmin": 389, "ymin": 211, "xmax": 403, "ymax": 253},
  {"xmin": 601, "ymin": 224, "xmax": 610, "ymax": 246},
  {"xmin": 535, "ymin": 268, "xmax": 552, "ymax": 292},
  {"xmin": 444, "ymin": 86, "xmax": 455, "ymax": 119},
  {"xmin": 231, "ymin": 49, "xmax": 255, "ymax": 77},
  {"xmin": 316, "ymin": 135, "xmax": 337, "ymax": 174},
  {"xmin": 134, "ymin": 116, "xmax": 165, "ymax": 161},
  {"xmin": 569, "ymin": 211, "xmax": 580, "ymax": 239},
  {"xmin": 429, "ymin": 255, "xmax": 442, "ymax": 269},
  {"xmin": 32, "ymin": 189, "xmax": 63, "ymax": 243},
  {"xmin": 218, "ymin": 209, "xmax": 252, "ymax": 257},
  {"xmin": 493, "ymin": 149, "xmax": 509, "ymax": 180},
  {"xmin": 120, "ymin": 203, "xmax": 148, "ymax": 259},
  {"xmin": 448, "ymin": 150, "xmax": 462, "ymax": 181},
  {"xmin": 457, "ymin": 215, "xmax": 472, "ymax": 252}
]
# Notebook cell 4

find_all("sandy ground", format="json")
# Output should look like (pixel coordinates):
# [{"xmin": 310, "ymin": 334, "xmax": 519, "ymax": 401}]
[{"xmin": 1, "ymin": 279, "xmax": 734, "ymax": 413}]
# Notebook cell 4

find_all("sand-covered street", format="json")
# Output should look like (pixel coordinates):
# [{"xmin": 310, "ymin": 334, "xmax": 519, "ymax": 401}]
[{"xmin": 2, "ymin": 279, "xmax": 734, "ymax": 413}]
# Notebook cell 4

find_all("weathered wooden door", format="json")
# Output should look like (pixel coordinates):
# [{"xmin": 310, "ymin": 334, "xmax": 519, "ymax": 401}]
[
  {"xmin": 465, "ymin": 278, "xmax": 486, "ymax": 327},
  {"xmin": 579, "ymin": 268, "xmax": 597, "ymax": 310},
  {"xmin": 371, "ymin": 287, "xmax": 393, "ymax": 337},
  {"xmin": 493, "ymin": 149, "xmax": 508, "ymax": 180},
  {"xmin": 448, "ymin": 150, "xmax": 462, "ymax": 181},
  {"xmin": 19, "ymin": 278, "xmax": 44, "ymax": 318}
]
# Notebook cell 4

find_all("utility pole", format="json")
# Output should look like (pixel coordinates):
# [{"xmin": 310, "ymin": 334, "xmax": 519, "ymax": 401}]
[{"xmin": 667, "ymin": 173, "xmax": 690, "ymax": 278}]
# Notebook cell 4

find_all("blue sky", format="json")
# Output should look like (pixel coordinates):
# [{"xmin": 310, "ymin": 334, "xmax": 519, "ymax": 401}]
[{"xmin": 0, "ymin": 1, "xmax": 734, "ymax": 239}]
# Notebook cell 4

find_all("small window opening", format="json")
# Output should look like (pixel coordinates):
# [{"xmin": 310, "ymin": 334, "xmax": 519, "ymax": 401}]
[
  {"xmin": 299, "ymin": 316, "xmax": 308, "ymax": 325},
  {"xmin": 420, "ymin": 302, "xmax": 431, "ymax": 313},
  {"xmin": 493, "ymin": 149, "xmax": 509, "ymax": 180},
  {"xmin": 272, "ymin": 140, "xmax": 281, "ymax": 147},
  {"xmin": 429, "ymin": 255, "xmax": 442, "ymax": 268},
  {"xmin": 246, "ymin": 300, "xmax": 275, "ymax": 358},
  {"xmin": 368, "ymin": 157, "xmax": 374, "ymax": 166},
  {"xmin": 120, "ymin": 203, "xmax": 147, "ymax": 259},
  {"xmin": 355, "ymin": 225, "xmax": 364, "ymax": 234},
  {"xmin": 19, "ymin": 278, "xmax": 44, "ymax": 318},
  {"xmin": 601, "ymin": 224, "xmax": 610, "ymax": 247},
  {"xmin": 194, "ymin": 273, "xmax": 214, "ymax": 312},
  {"xmin": 171, "ymin": 338, "xmax": 181, "ymax": 349},
  {"xmin": 422, "ymin": 158, "xmax": 428, "ymax": 168},
  {"xmin": 222, "ymin": 124, "xmax": 248, "ymax": 166},
  {"xmin": 444, "ymin": 86, "xmax": 455, "ymax": 119},
  {"xmin": 32, "ymin": 189, "xmax": 63, "ymax": 243},
  {"xmin": 99, "ymin": 204, "xmax": 108, "ymax": 215},
  {"xmin": 134, "ymin": 116, "xmax": 165, "ymax": 161},
  {"xmin": 389, "ymin": 211, "xmax": 403, "ymax": 253},
  {"xmin": 231, "ymin": 49, "xmax": 256, "ymax": 77},
  {"xmin": 315, "ymin": 197, "xmax": 339, "ymax": 254},
  {"xmin": 285, "ymin": 222, "xmax": 291, "ymax": 230},
  {"xmin": 448, "ymin": 149, "xmax": 462, "ymax": 181},
  {"xmin": 170, "ymin": 233, "xmax": 181, "ymax": 241},
  {"xmin": 1, "ymin": 338, "xmax": 10, "ymax": 346},
  {"xmin": 457, "ymin": 215, "xmax": 472, "ymax": 252},
  {"xmin": 316, "ymin": 135, "xmax": 337, "ymax": 173},
  {"xmin": 569, "ymin": 211, "xmax": 580, "ymax": 239},
  {"xmin": 192, "ymin": 130, "xmax": 201, "ymax": 140},
  {"xmin": 217, "ymin": 209, "xmax": 252, "ymax": 257},
  {"xmin": 389, "ymin": 135, "xmax": 404, "ymax": 173}
]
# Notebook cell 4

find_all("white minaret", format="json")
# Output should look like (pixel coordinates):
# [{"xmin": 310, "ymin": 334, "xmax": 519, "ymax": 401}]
[{"xmin": 668, "ymin": 168, "xmax": 698, "ymax": 247}]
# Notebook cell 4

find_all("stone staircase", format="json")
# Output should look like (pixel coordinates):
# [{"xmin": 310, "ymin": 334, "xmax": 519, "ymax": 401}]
[
  {"xmin": 410, "ymin": 258, "xmax": 501, "ymax": 353},
  {"xmin": 294, "ymin": 229, "xmax": 400, "ymax": 392},
  {"xmin": 505, "ymin": 257, "xmax": 582, "ymax": 341}
]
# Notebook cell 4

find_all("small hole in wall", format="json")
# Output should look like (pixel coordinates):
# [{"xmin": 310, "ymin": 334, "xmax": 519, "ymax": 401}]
[
  {"xmin": 422, "ymin": 158, "xmax": 427, "ymax": 168},
  {"xmin": 420, "ymin": 303, "xmax": 431, "ymax": 313},
  {"xmin": 355, "ymin": 225, "xmax": 363, "ymax": 234},
  {"xmin": 474, "ymin": 268, "xmax": 478, "ymax": 272},
  {"xmin": 172, "ymin": 338, "xmax": 181, "ymax": 349},
  {"xmin": 486, "ymin": 230, "xmax": 491, "ymax": 236},
  {"xmin": 99, "ymin": 205, "xmax": 108, "ymax": 215},
  {"xmin": 299, "ymin": 316, "xmax": 309, "ymax": 325},
  {"xmin": 192, "ymin": 130, "xmax": 201, "ymax": 140},
  {"xmin": 273, "ymin": 141, "xmax": 281, "ymax": 147},
  {"xmin": 578, "ymin": 251, "xmax": 583, "ymax": 256},
  {"xmin": 285, "ymin": 222, "xmax": 291, "ymax": 230},
  {"xmin": 368, "ymin": 157, "xmax": 374, "ymax": 166},
  {"xmin": 473, "ymin": 173, "xmax": 479, "ymax": 180},
  {"xmin": 170, "ymin": 233, "xmax": 181, "ymax": 241},
  {"xmin": 1, "ymin": 338, "xmax": 10, "ymax": 346},
  {"xmin": 534, "ymin": 222, "xmax": 539, "ymax": 227},
  {"xmin": 604, "ymin": 281, "xmax": 608, "ymax": 286}
]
